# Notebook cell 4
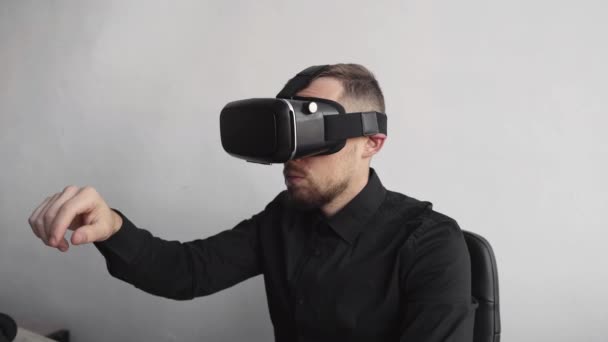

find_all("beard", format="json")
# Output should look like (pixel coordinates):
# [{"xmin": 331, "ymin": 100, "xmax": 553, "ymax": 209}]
[
  {"xmin": 284, "ymin": 144, "xmax": 356, "ymax": 211},
  {"xmin": 286, "ymin": 175, "xmax": 349, "ymax": 211}
]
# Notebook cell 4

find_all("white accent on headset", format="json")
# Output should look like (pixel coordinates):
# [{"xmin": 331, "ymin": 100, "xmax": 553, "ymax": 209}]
[{"xmin": 281, "ymin": 99, "xmax": 298, "ymax": 161}]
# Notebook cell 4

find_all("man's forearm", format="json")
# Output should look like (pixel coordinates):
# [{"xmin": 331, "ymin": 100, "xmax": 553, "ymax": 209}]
[
  {"xmin": 94, "ymin": 209, "xmax": 263, "ymax": 300},
  {"xmin": 94, "ymin": 209, "xmax": 197, "ymax": 300}
]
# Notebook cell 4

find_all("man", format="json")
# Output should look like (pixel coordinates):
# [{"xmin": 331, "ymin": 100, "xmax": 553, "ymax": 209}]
[{"xmin": 28, "ymin": 64, "xmax": 477, "ymax": 341}]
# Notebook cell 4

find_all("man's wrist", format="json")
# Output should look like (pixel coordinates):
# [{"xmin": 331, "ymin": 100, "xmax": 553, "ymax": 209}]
[{"xmin": 111, "ymin": 209, "xmax": 123, "ymax": 235}]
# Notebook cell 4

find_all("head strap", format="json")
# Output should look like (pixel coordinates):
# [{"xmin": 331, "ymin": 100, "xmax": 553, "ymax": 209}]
[
  {"xmin": 276, "ymin": 65, "xmax": 329, "ymax": 98},
  {"xmin": 324, "ymin": 112, "xmax": 388, "ymax": 140}
]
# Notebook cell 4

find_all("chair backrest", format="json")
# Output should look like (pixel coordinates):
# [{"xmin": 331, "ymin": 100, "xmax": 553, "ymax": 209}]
[{"xmin": 462, "ymin": 231, "xmax": 501, "ymax": 342}]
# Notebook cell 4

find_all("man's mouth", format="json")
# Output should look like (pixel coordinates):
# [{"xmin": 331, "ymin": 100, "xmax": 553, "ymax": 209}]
[{"xmin": 284, "ymin": 171, "xmax": 306, "ymax": 185}]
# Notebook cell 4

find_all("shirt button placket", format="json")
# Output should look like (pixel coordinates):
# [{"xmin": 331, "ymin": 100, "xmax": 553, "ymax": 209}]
[{"xmin": 294, "ymin": 230, "xmax": 321, "ymax": 327}]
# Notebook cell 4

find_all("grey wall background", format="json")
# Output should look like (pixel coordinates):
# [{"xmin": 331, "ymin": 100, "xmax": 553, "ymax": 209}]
[{"xmin": 1, "ymin": 0, "xmax": 606, "ymax": 341}]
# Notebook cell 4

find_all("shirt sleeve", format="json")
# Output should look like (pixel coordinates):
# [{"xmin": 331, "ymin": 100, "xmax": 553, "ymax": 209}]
[
  {"xmin": 398, "ymin": 220, "xmax": 478, "ymax": 342},
  {"xmin": 93, "ymin": 208, "xmax": 266, "ymax": 300}
]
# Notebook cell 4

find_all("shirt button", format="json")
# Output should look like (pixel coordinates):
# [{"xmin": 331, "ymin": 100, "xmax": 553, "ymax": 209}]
[
  {"xmin": 313, "ymin": 249, "xmax": 321, "ymax": 256},
  {"xmin": 298, "ymin": 298, "xmax": 305, "ymax": 305}
]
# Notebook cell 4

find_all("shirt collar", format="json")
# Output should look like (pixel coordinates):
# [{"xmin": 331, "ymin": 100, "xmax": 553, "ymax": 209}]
[{"xmin": 322, "ymin": 168, "xmax": 387, "ymax": 244}]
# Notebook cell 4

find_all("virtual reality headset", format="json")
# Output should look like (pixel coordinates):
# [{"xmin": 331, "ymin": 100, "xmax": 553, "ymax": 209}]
[{"xmin": 220, "ymin": 65, "xmax": 387, "ymax": 164}]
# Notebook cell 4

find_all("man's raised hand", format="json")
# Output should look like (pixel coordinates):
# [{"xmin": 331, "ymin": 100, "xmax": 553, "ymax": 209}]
[{"xmin": 28, "ymin": 186, "xmax": 123, "ymax": 252}]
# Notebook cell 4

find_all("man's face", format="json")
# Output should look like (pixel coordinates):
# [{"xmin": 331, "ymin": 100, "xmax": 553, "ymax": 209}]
[{"xmin": 283, "ymin": 77, "xmax": 364, "ymax": 210}]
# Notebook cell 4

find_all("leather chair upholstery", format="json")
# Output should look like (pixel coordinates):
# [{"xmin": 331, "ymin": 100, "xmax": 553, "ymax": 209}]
[{"xmin": 463, "ymin": 231, "xmax": 501, "ymax": 342}]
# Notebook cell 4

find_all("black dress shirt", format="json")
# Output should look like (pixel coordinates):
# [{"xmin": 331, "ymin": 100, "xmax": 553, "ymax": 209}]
[{"xmin": 95, "ymin": 168, "xmax": 477, "ymax": 341}]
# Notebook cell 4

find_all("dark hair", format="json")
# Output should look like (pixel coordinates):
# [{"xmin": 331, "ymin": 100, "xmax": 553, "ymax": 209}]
[{"xmin": 315, "ymin": 63, "xmax": 385, "ymax": 113}]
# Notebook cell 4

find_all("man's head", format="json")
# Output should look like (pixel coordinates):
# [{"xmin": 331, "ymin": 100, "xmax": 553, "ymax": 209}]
[{"xmin": 283, "ymin": 64, "xmax": 387, "ymax": 212}]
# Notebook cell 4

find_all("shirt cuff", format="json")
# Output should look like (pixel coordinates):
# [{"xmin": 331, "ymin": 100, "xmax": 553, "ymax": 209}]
[{"xmin": 93, "ymin": 208, "xmax": 149, "ymax": 264}]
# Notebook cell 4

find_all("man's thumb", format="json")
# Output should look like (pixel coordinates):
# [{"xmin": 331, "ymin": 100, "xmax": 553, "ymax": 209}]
[{"xmin": 71, "ymin": 225, "xmax": 98, "ymax": 245}]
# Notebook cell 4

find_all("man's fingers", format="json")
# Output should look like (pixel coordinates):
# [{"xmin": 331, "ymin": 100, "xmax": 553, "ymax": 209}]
[
  {"xmin": 44, "ymin": 186, "xmax": 80, "ymax": 246},
  {"xmin": 66, "ymin": 215, "xmax": 84, "ymax": 231},
  {"xmin": 37, "ymin": 193, "xmax": 61, "ymax": 243},
  {"xmin": 51, "ymin": 187, "xmax": 98, "ymax": 245},
  {"xmin": 29, "ymin": 196, "xmax": 51, "ymax": 226},
  {"xmin": 71, "ymin": 225, "xmax": 97, "ymax": 245},
  {"xmin": 56, "ymin": 238, "xmax": 69, "ymax": 252},
  {"xmin": 28, "ymin": 196, "xmax": 52, "ymax": 239}
]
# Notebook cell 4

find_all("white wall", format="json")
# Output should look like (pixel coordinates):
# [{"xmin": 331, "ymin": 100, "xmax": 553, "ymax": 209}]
[{"xmin": 1, "ymin": 0, "xmax": 606, "ymax": 341}]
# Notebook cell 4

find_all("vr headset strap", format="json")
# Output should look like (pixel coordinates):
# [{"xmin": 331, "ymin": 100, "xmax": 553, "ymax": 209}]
[
  {"xmin": 276, "ymin": 65, "xmax": 329, "ymax": 98},
  {"xmin": 324, "ymin": 112, "xmax": 388, "ymax": 141}
]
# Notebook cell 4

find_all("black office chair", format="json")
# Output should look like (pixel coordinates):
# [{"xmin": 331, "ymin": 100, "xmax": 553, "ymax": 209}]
[
  {"xmin": 0, "ymin": 313, "xmax": 17, "ymax": 342},
  {"xmin": 463, "ymin": 231, "xmax": 501, "ymax": 342}
]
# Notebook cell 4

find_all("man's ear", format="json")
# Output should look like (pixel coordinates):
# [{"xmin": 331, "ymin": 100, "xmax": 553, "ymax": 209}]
[{"xmin": 361, "ymin": 134, "xmax": 386, "ymax": 158}]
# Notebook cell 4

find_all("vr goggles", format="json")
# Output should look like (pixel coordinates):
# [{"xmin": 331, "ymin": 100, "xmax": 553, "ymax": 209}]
[{"xmin": 220, "ymin": 65, "xmax": 387, "ymax": 164}]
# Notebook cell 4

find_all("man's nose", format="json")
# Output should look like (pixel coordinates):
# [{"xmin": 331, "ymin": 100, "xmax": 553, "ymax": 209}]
[{"xmin": 285, "ymin": 159, "xmax": 301, "ymax": 167}]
